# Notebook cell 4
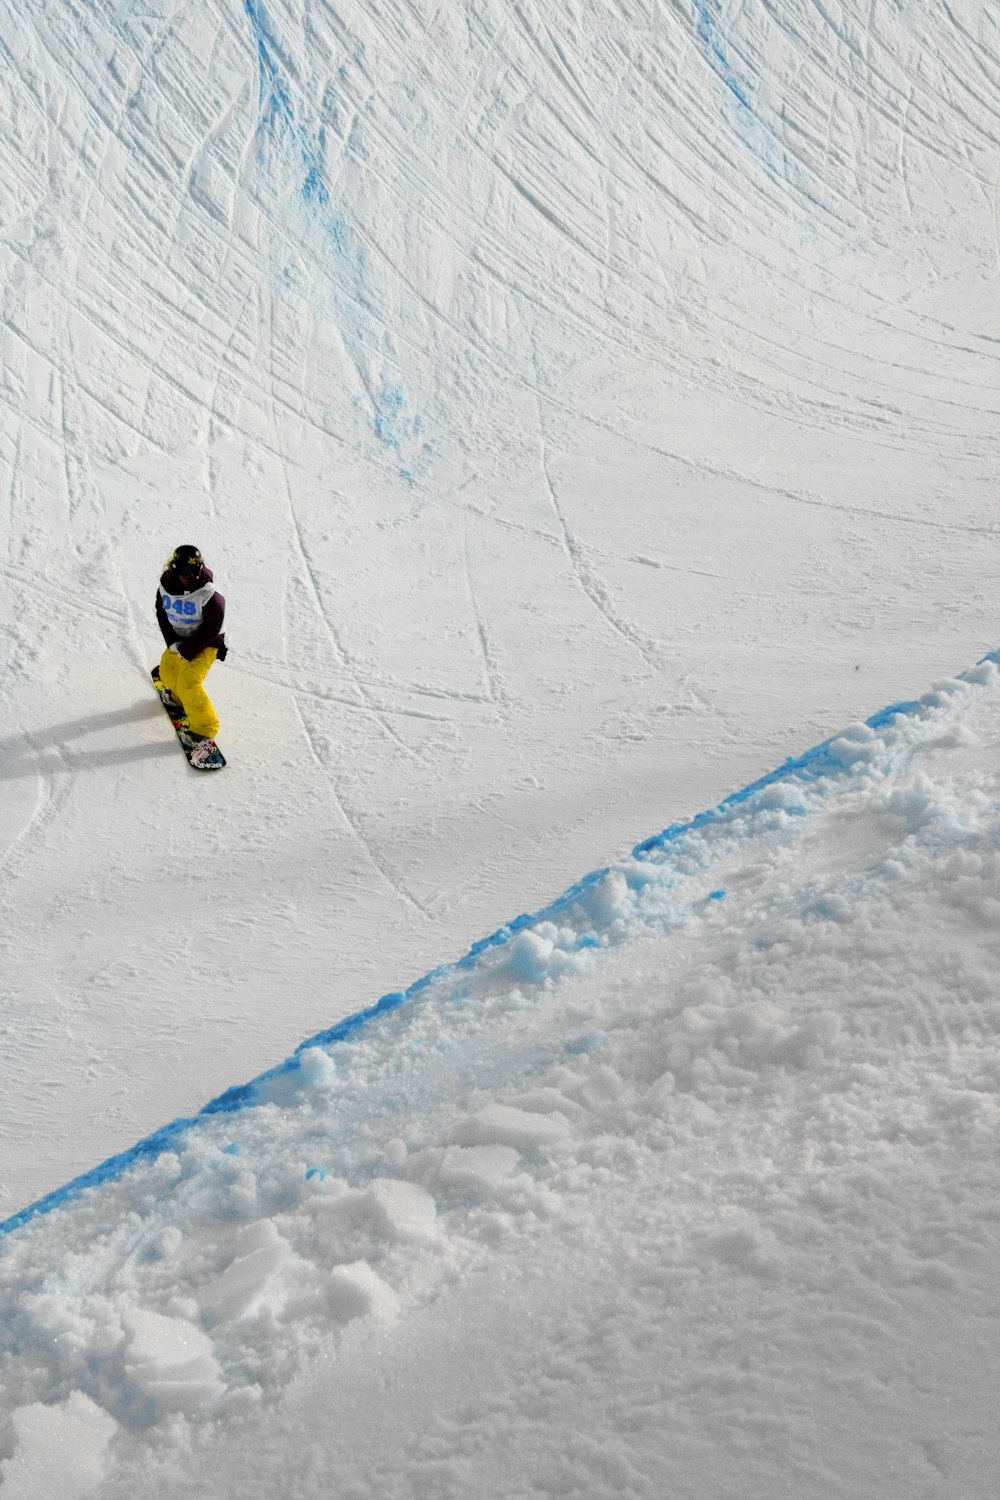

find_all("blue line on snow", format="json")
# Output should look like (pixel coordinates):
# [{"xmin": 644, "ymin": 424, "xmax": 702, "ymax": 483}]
[
  {"xmin": 688, "ymin": 0, "xmax": 833, "ymax": 221},
  {"xmin": 631, "ymin": 697, "xmax": 922, "ymax": 857},
  {"xmin": 2, "ymin": 659, "xmax": 995, "ymax": 1237},
  {"xmin": 692, "ymin": 0, "xmax": 754, "ymax": 112},
  {"xmin": 241, "ymin": 0, "xmax": 420, "ymax": 474}
]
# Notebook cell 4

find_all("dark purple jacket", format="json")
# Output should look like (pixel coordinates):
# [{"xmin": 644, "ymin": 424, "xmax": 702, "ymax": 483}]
[{"xmin": 156, "ymin": 564, "xmax": 227, "ymax": 661}]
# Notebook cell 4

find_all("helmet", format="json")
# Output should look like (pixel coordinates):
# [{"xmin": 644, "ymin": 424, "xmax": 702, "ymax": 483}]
[{"xmin": 170, "ymin": 545, "xmax": 204, "ymax": 579}]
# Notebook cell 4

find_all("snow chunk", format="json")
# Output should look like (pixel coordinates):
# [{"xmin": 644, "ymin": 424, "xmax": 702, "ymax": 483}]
[
  {"xmin": 450, "ymin": 1104, "xmax": 572, "ymax": 1151},
  {"xmin": 328, "ymin": 1261, "xmax": 400, "ymax": 1325},
  {"xmin": 702, "ymin": 1219, "xmax": 781, "ymax": 1279},
  {"xmin": 827, "ymin": 723, "xmax": 878, "ymax": 766},
  {"xmin": 437, "ymin": 1144, "xmax": 522, "ymax": 1190},
  {"xmin": 365, "ymin": 1179, "xmax": 441, "ymax": 1244},
  {"xmin": 311, "ymin": 1178, "xmax": 441, "ymax": 1258},
  {"xmin": 503, "ymin": 921, "xmax": 589, "ymax": 982},
  {"xmin": 507, "ymin": 927, "xmax": 557, "ymax": 981},
  {"xmin": 0, "ymin": 1392, "xmax": 117, "ymax": 1500},
  {"xmin": 752, "ymin": 781, "xmax": 808, "ymax": 811},
  {"xmin": 582, "ymin": 869, "xmax": 633, "ymax": 925},
  {"xmin": 923, "ymin": 676, "xmax": 966, "ymax": 703},
  {"xmin": 298, "ymin": 1044, "xmax": 337, "ymax": 1089},
  {"xmin": 197, "ymin": 1219, "xmax": 294, "ymax": 1323},
  {"xmin": 124, "ymin": 1308, "xmax": 224, "ymax": 1415}
]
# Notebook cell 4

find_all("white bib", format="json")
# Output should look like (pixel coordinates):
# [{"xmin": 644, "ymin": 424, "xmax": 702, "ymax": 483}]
[{"xmin": 160, "ymin": 582, "xmax": 216, "ymax": 637}]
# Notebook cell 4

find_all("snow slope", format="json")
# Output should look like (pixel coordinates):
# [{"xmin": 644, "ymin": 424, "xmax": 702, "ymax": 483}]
[
  {"xmin": 3, "ymin": 0, "xmax": 1000, "ymax": 1216},
  {"xmin": 2, "ymin": 0, "xmax": 1000, "ymax": 1492}
]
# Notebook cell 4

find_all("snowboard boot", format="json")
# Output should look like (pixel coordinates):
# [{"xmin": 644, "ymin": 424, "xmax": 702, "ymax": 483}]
[{"xmin": 151, "ymin": 667, "xmax": 185, "ymax": 718}]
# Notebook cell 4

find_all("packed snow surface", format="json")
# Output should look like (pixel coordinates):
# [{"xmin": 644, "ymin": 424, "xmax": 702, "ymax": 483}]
[{"xmin": 2, "ymin": 0, "xmax": 1000, "ymax": 1493}]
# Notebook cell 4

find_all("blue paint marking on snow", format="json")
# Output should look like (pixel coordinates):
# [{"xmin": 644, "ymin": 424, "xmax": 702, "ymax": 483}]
[
  {"xmin": 0, "ymin": 1122, "xmax": 204, "ymax": 1236},
  {"xmin": 692, "ymin": 0, "xmax": 754, "ymax": 112},
  {"xmin": 632, "ymin": 698, "xmax": 920, "ymax": 858},
  {"xmin": 302, "ymin": 166, "xmax": 330, "ymax": 210},
  {"xmin": 241, "ymin": 0, "xmax": 422, "ymax": 475},
  {"xmin": 566, "ymin": 1035, "xmax": 601, "ymax": 1055},
  {"xmin": 689, "ymin": 0, "xmax": 832, "ymax": 220},
  {"xmin": 1, "ymin": 666, "xmax": 991, "ymax": 1238}
]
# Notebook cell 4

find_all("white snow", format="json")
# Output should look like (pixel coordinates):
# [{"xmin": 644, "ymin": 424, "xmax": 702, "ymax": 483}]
[
  {"xmin": 3, "ymin": 0, "xmax": 1000, "ymax": 1493},
  {"xmin": 123, "ymin": 1307, "xmax": 226, "ymax": 1415},
  {"xmin": 0, "ymin": 1393, "xmax": 116, "ymax": 1500}
]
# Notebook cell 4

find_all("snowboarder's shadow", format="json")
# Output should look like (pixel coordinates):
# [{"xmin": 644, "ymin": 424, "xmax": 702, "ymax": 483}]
[{"xmin": 0, "ymin": 701, "xmax": 176, "ymax": 778}]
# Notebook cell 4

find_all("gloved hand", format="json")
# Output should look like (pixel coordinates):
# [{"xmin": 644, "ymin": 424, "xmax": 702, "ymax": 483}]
[{"xmin": 169, "ymin": 642, "xmax": 182, "ymax": 655}]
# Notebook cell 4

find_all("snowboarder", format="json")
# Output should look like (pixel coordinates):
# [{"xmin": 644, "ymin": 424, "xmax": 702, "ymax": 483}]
[{"xmin": 155, "ymin": 545, "xmax": 227, "ymax": 754}]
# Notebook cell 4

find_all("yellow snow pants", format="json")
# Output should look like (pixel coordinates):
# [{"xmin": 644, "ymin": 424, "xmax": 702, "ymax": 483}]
[{"xmin": 159, "ymin": 647, "xmax": 219, "ymax": 739}]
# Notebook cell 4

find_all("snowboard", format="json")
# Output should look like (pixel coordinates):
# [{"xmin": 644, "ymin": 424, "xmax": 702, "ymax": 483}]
[{"xmin": 151, "ymin": 667, "xmax": 226, "ymax": 771}]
